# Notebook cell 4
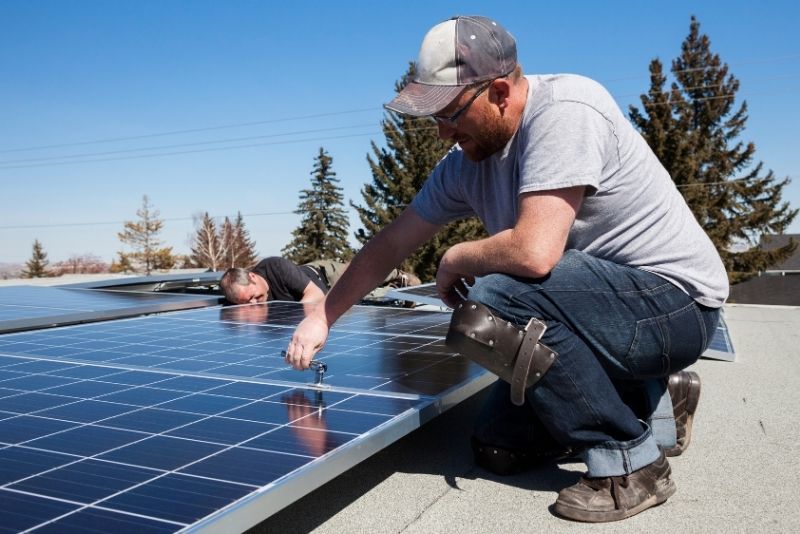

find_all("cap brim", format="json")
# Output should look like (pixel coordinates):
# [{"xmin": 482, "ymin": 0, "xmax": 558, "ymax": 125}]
[{"xmin": 384, "ymin": 82, "xmax": 464, "ymax": 116}]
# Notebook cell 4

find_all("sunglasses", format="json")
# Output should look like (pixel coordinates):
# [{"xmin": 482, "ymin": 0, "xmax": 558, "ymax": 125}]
[{"xmin": 430, "ymin": 80, "xmax": 494, "ymax": 126}]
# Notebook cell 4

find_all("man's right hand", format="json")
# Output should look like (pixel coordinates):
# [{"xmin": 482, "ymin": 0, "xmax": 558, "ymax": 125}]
[{"xmin": 285, "ymin": 313, "xmax": 330, "ymax": 370}]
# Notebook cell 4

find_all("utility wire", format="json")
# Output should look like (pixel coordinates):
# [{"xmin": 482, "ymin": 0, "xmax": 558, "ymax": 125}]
[
  {"xmin": 2, "ymin": 179, "xmax": 793, "ymax": 231},
  {"xmin": 1, "ymin": 53, "xmax": 797, "ymax": 156},
  {"xmin": 3, "ymin": 85, "xmax": 796, "ymax": 172},
  {"xmin": 0, "ymin": 210, "xmax": 298, "ymax": 230},
  {"xmin": 601, "ymin": 54, "xmax": 800, "ymax": 83},
  {"xmin": 0, "ymin": 123, "xmax": 377, "ymax": 165},
  {"xmin": 0, "ymin": 107, "xmax": 383, "ymax": 154},
  {"xmin": 0, "ymin": 125, "xmax": 441, "ymax": 170},
  {"xmin": 0, "ymin": 131, "xmax": 386, "ymax": 170}
]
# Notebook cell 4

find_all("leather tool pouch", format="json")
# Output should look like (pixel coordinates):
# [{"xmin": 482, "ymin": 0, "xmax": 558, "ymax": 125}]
[{"xmin": 446, "ymin": 300, "xmax": 558, "ymax": 406}]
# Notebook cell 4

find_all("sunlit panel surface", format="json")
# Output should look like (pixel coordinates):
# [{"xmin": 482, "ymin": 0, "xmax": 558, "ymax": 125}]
[
  {"xmin": 0, "ymin": 301, "xmax": 492, "ymax": 532},
  {"xmin": 0, "ymin": 286, "xmax": 221, "ymax": 334}
]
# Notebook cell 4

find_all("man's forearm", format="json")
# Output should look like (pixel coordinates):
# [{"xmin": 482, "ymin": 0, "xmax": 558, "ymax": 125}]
[{"xmin": 311, "ymin": 208, "xmax": 440, "ymax": 328}]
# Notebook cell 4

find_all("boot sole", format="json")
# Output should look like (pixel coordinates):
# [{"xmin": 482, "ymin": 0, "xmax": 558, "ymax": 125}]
[{"xmin": 554, "ymin": 478, "xmax": 677, "ymax": 523}]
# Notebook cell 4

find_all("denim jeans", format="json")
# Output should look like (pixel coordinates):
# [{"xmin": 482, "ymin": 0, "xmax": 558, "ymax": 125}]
[{"xmin": 469, "ymin": 250, "xmax": 720, "ymax": 477}]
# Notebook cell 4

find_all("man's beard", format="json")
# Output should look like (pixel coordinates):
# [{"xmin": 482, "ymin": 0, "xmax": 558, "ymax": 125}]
[{"xmin": 461, "ymin": 117, "xmax": 513, "ymax": 162}]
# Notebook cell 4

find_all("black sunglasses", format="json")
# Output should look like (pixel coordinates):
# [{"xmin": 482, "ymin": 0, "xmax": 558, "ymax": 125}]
[{"xmin": 430, "ymin": 80, "xmax": 494, "ymax": 126}]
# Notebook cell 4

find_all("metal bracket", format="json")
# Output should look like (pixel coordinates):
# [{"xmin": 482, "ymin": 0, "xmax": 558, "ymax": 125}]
[
  {"xmin": 281, "ymin": 350, "xmax": 328, "ymax": 388},
  {"xmin": 308, "ymin": 360, "xmax": 327, "ymax": 387}
]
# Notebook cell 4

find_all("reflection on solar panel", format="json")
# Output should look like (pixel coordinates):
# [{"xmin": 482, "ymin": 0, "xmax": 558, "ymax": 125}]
[
  {"xmin": 0, "ymin": 302, "xmax": 492, "ymax": 532},
  {"xmin": 386, "ymin": 283, "xmax": 736, "ymax": 361},
  {"xmin": 0, "ymin": 286, "xmax": 222, "ymax": 334}
]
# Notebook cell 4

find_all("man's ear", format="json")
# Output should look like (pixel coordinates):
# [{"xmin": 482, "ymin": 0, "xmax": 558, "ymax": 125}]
[
  {"xmin": 489, "ymin": 78, "xmax": 512, "ymax": 109},
  {"xmin": 247, "ymin": 272, "xmax": 259, "ymax": 284}
]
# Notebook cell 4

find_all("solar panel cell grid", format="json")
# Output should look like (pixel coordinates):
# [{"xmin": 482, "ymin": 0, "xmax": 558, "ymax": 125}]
[{"xmin": 0, "ymin": 301, "xmax": 491, "ymax": 532}]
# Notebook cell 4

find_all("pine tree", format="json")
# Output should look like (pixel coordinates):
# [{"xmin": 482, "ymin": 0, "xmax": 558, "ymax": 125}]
[
  {"xmin": 219, "ymin": 217, "xmax": 236, "ymax": 268},
  {"xmin": 191, "ymin": 212, "xmax": 225, "ymax": 270},
  {"xmin": 117, "ymin": 195, "xmax": 169, "ymax": 275},
  {"xmin": 109, "ymin": 252, "xmax": 134, "ymax": 274},
  {"xmin": 629, "ymin": 16, "xmax": 797, "ymax": 283},
  {"xmin": 220, "ymin": 212, "xmax": 258, "ymax": 269},
  {"xmin": 351, "ymin": 64, "xmax": 486, "ymax": 281},
  {"xmin": 152, "ymin": 247, "xmax": 176, "ymax": 270},
  {"xmin": 233, "ymin": 212, "xmax": 258, "ymax": 268},
  {"xmin": 22, "ymin": 239, "xmax": 52, "ymax": 278},
  {"xmin": 283, "ymin": 147, "xmax": 353, "ymax": 263}
]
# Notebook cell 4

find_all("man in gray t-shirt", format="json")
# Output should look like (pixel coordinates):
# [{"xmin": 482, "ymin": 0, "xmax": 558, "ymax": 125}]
[{"xmin": 284, "ymin": 16, "xmax": 728, "ymax": 523}]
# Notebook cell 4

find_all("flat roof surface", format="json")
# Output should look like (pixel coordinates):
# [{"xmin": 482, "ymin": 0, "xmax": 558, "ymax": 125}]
[{"xmin": 256, "ymin": 303, "xmax": 800, "ymax": 533}]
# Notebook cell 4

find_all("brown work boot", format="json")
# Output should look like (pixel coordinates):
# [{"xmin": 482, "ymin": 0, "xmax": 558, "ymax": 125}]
[
  {"xmin": 665, "ymin": 370, "xmax": 701, "ymax": 457},
  {"xmin": 554, "ymin": 449, "xmax": 676, "ymax": 522}
]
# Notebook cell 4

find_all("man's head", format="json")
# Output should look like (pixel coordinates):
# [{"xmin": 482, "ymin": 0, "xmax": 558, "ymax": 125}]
[
  {"xmin": 220, "ymin": 268, "xmax": 269, "ymax": 304},
  {"xmin": 385, "ymin": 16, "xmax": 526, "ymax": 161}
]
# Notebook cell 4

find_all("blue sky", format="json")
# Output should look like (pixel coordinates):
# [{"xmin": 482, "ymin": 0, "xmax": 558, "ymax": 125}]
[{"xmin": 1, "ymin": 1, "xmax": 798, "ymax": 264}]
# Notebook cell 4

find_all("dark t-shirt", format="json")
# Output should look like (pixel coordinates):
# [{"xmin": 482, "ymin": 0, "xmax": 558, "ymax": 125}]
[{"xmin": 252, "ymin": 257, "xmax": 326, "ymax": 302}]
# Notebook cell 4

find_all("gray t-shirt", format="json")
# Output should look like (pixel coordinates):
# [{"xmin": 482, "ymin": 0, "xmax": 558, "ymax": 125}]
[{"xmin": 411, "ymin": 74, "xmax": 729, "ymax": 308}]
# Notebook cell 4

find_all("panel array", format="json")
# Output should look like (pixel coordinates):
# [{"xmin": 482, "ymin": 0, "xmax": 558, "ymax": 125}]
[
  {"xmin": 0, "ymin": 286, "xmax": 221, "ymax": 334},
  {"xmin": 0, "ymin": 302, "xmax": 490, "ymax": 532}
]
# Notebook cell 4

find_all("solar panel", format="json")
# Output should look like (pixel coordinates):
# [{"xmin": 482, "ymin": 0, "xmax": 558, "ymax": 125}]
[
  {"xmin": 0, "ymin": 302, "xmax": 493, "ymax": 532},
  {"xmin": 700, "ymin": 313, "xmax": 736, "ymax": 361},
  {"xmin": 58, "ymin": 271, "xmax": 222, "ymax": 291},
  {"xmin": 385, "ymin": 283, "xmax": 736, "ymax": 361},
  {"xmin": 0, "ymin": 286, "xmax": 222, "ymax": 334},
  {"xmin": 384, "ymin": 282, "xmax": 447, "ymax": 308}
]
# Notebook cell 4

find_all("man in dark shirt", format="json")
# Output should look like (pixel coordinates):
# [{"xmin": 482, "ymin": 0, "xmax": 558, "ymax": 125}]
[
  {"xmin": 220, "ymin": 257, "xmax": 420, "ymax": 304},
  {"xmin": 220, "ymin": 257, "xmax": 326, "ymax": 304}
]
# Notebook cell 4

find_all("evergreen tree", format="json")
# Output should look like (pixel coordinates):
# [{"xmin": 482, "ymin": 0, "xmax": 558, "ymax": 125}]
[
  {"xmin": 283, "ymin": 147, "xmax": 353, "ymax": 263},
  {"xmin": 233, "ymin": 212, "xmax": 258, "ymax": 268},
  {"xmin": 191, "ymin": 212, "xmax": 225, "ymax": 270},
  {"xmin": 152, "ymin": 247, "xmax": 176, "ymax": 270},
  {"xmin": 117, "ymin": 195, "xmax": 168, "ymax": 275},
  {"xmin": 219, "ymin": 217, "xmax": 236, "ymax": 268},
  {"xmin": 22, "ymin": 239, "xmax": 52, "ymax": 278},
  {"xmin": 352, "ymin": 64, "xmax": 486, "ymax": 281},
  {"xmin": 629, "ymin": 16, "xmax": 796, "ymax": 283},
  {"xmin": 220, "ymin": 212, "xmax": 258, "ymax": 269},
  {"xmin": 109, "ymin": 252, "xmax": 134, "ymax": 273}
]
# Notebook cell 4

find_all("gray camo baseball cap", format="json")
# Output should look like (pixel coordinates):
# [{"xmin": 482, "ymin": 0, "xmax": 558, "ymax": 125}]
[{"xmin": 385, "ymin": 16, "xmax": 517, "ymax": 116}]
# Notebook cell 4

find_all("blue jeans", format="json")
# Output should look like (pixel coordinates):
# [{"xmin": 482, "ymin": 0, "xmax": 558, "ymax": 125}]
[{"xmin": 469, "ymin": 250, "xmax": 720, "ymax": 477}]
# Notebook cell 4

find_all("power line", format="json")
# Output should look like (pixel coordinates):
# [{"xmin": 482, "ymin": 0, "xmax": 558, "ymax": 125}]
[
  {"xmin": 4, "ymin": 85, "xmax": 799, "ymax": 171},
  {"xmin": 0, "ymin": 210, "xmax": 298, "ymax": 230},
  {"xmin": 3, "ymin": 178, "xmax": 793, "ymax": 231},
  {"xmin": 617, "ymin": 73, "xmax": 800, "ymax": 100},
  {"xmin": 0, "ymin": 131, "xmax": 383, "ymax": 170},
  {"xmin": 2, "ymin": 53, "xmax": 797, "ymax": 157},
  {"xmin": 0, "ymin": 107, "xmax": 383, "ymax": 154},
  {"xmin": 0, "ymin": 125, "xmax": 441, "ymax": 171},
  {"xmin": 0, "ymin": 59, "xmax": 796, "ymax": 171},
  {"xmin": 601, "ymin": 53, "xmax": 800, "ymax": 83},
  {"xmin": 674, "ymin": 176, "xmax": 787, "ymax": 189},
  {"xmin": 3, "ymin": 84, "xmax": 797, "ymax": 171},
  {"xmin": 5, "ymin": 77, "xmax": 792, "ymax": 168},
  {"xmin": 0, "ymin": 123, "xmax": 377, "ymax": 166}
]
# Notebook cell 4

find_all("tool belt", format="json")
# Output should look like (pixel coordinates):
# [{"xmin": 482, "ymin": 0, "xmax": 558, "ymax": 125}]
[{"xmin": 446, "ymin": 301, "xmax": 558, "ymax": 406}]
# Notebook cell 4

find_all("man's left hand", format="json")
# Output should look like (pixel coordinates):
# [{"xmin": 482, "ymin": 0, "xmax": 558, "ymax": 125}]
[{"xmin": 437, "ymin": 246, "xmax": 475, "ymax": 308}]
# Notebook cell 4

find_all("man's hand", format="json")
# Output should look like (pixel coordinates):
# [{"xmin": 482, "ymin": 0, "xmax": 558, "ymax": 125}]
[
  {"xmin": 285, "ymin": 314, "xmax": 329, "ymax": 370},
  {"xmin": 437, "ymin": 245, "xmax": 475, "ymax": 308}
]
